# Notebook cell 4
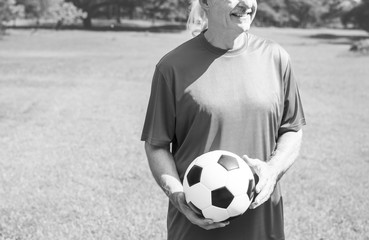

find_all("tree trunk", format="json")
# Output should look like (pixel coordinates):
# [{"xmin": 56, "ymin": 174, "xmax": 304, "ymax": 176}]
[
  {"xmin": 116, "ymin": 5, "xmax": 121, "ymax": 24},
  {"xmin": 83, "ymin": 15, "xmax": 92, "ymax": 28},
  {"xmin": 55, "ymin": 19, "xmax": 64, "ymax": 30},
  {"xmin": 0, "ymin": 22, "xmax": 6, "ymax": 36}
]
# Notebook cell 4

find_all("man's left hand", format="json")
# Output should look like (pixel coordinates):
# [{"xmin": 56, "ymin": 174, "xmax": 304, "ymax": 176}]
[{"xmin": 242, "ymin": 155, "xmax": 279, "ymax": 209}]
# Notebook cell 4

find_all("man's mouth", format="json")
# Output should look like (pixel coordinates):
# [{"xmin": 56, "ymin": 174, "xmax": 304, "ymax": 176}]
[{"xmin": 230, "ymin": 8, "xmax": 253, "ymax": 18}]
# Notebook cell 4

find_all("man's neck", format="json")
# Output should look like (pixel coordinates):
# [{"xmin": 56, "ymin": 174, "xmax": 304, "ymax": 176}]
[{"xmin": 204, "ymin": 28, "xmax": 247, "ymax": 51}]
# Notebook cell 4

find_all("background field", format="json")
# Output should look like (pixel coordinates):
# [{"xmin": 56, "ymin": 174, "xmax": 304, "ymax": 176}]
[{"xmin": 0, "ymin": 28, "xmax": 368, "ymax": 240}]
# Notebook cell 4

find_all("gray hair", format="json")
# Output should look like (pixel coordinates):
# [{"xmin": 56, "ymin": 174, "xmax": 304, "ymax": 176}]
[{"xmin": 187, "ymin": 0, "xmax": 208, "ymax": 36}]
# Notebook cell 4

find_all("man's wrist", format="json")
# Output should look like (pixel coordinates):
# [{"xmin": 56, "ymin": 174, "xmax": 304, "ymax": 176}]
[
  {"xmin": 267, "ymin": 155, "xmax": 283, "ymax": 181},
  {"xmin": 160, "ymin": 174, "xmax": 184, "ymax": 197}
]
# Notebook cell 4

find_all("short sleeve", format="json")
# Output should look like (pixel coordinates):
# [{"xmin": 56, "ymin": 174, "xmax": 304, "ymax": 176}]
[
  {"xmin": 278, "ymin": 60, "xmax": 306, "ymax": 136},
  {"xmin": 141, "ymin": 67, "xmax": 176, "ymax": 146}
]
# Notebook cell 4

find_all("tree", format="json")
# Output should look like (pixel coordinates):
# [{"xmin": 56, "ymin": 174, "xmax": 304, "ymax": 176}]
[
  {"xmin": 46, "ymin": 0, "xmax": 86, "ymax": 29},
  {"xmin": 255, "ymin": 0, "xmax": 289, "ymax": 27},
  {"xmin": 284, "ymin": 0, "xmax": 323, "ymax": 27},
  {"xmin": 141, "ymin": 0, "xmax": 188, "ymax": 22},
  {"xmin": 66, "ymin": 0, "xmax": 188, "ymax": 28},
  {"xmin": 0, "ymin": 0, "xmax": 24, "ymax": 34},
  {"xmin": 342, "ymin": 0, "xmax": 369, "ymax": 32},
  {"xmin": 66, "ymin": 0, "xmax": 141, "ymax": 28},
  {"xmin": 16, "ymin": 0, "xmax": 49, "ymax": 20}
]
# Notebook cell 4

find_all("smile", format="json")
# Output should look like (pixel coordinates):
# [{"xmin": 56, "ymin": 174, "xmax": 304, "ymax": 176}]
[{"xmin": 230, "ymin": 8, "xmax": 253, "ymax": 18}]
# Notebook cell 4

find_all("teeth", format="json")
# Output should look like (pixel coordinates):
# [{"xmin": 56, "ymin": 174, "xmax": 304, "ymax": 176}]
[
  {"xmin": 232, "ymin": 12, "xmax": 249, "ymax": 17},
  {"xmin": 231, "ymin": 8, "xmax": 252, "ymax": 17}
]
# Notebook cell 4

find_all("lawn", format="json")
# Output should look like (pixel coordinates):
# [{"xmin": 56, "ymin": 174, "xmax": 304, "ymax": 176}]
[{"xmin": 0, "ymin": 27, "xmax": 368, "ymax": 240}]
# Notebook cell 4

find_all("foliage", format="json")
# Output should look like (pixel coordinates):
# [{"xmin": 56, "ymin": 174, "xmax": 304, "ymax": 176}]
[
  {"xmin": 142, "ymin": 0, "xmax": 187, "ymax": 21},
  {"xmin": 350, "ymin": 39, "xmax": 369, "ymax": 52},
  {"xmin": 46, "ymin": 0, "xmax": 86, "ymax": 28},
  {"xmin": 284, "ymin": 0, "xmax": 323, "ymax": 27},
  {"xmin": 65, "ymin": 0, "xmax": 188, "ymax": 27},
  {"xmin": 3, "ymin": 0, "xmax": 369, "ymax": 30},
  {"xmin": 0, "ymin": 0, "xmax": 24, "ymax": 20},
  {"xmin": 16, "ymin": 0, "xmax": 49, "ymax": 19},
  {"xmin": 255, "ymin": 0, "xmax": 289, "ymax": 27},
  {"xmin": 0, "ymin": 0, "xmax": 24, "ymax": 34},
  {"xmin": 342, "ymin": 0, "xmax": 369, "ymax": 32},
  {"xmin": 66, "ymin": 0, "xmax": 139, "ymax": 27}
]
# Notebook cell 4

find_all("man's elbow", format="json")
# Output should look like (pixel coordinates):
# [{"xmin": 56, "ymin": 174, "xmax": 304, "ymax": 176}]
[{"xmin": 144, "ymin": 141, "xmax": 170, "ymax": 154}]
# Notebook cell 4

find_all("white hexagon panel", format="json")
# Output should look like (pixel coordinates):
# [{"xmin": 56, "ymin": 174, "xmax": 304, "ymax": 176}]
[
  {"xmin": 200, "ymin": 163, "xmax": 228, "ymax": 190},
  {"xmin": 227, "ymin": 194, "xmax": 251, "ymax": 217},
  {"xmin": 194, "ymin": 151, "xmax": 223, "ymax": 168},
  {"xmin": 226, "ymin": 169, "xmax": 251, "ymax": 196},
  {"xmin": 203, "ymin": 205, "xmax": 230, "ymax": 222},
  {"xmin": 184, "ymin": 183, "xmax": 212, "ymax": 210}
]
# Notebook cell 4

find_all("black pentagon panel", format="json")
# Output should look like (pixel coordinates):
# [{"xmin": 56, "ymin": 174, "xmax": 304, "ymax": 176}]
[
  {"xmin": 211, "ymin": 187, "xmax": 234, "ymax": 209},
  {"xmin": 188, "ymin": 201, "xmax": 204, "ymax": 218},
  {"xmin": 247, "ymin": 179, "xmax": 255, "ymax": 200},
  {"xmin": 187, "ymin": 165, "xmax": 203, "ymax": 187},
  {"xmin": 217, "ymin": 155, "xmax": 239, "ymax": 171}
]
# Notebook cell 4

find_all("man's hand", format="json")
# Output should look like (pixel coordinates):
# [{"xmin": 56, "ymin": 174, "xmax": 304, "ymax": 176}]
[
  {"xmin": 243, "ymin": 155, "xmax": 279, "ymax": 209},
  {"xmin": 159, "ymin": 174, "xmax": 229, "ymax": 230},
  {"xmin": 170, "ymin": 192, "xmax": 230, "ymax": 230}
]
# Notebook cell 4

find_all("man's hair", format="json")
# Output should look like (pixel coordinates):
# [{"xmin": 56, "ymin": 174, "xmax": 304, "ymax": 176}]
[{"xmin": 187, "ymin": 0, "xmax": 208, "ymax": 36}]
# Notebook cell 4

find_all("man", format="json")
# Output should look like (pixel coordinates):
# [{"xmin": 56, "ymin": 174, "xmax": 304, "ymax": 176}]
[{"xmin": 141, "ymin": 0, "xmax": 306, "ymax": 239}]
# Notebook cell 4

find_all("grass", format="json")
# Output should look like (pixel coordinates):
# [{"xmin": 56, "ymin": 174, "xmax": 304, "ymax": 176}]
[{"xmin": 0, "ymin": 27, "xmax": 368, "ymax": 240}]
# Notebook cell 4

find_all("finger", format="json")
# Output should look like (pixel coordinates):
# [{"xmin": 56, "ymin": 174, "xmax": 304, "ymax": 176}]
[
  {"xmin": 187, "ymin": 214, "xmax": 229, "ymax": 230},
  {"xmin": 254, "ymin": 176, "xmax": 267, "ymax": 193},
  {"xmin": 242, "ymin": 155, "xmax": 259, "ymax": 169},
  {"xmin": 250, "ymin": 182, "xmax": 273, "ymax": 209},
  {"xmin": 202, "ymin": 221, "xmax": 230, "ymax": 230},
  {"xmin": 242, "ymin": 155, "xmax": 264, "ymax": 176},
  {"xmin": 175, "ymin": 194, "xmax": 229, "ymax": 229},
  {"xmin": 184, "ymin": 209, "xmax": 230, "ymax": 230},
  {"xmin": 182, "ymin": 204, "xmax": 212, "ymax": 224},
  {"xmin": 250, "ymin": 193, "xmax": 267, "ymax": 209}
]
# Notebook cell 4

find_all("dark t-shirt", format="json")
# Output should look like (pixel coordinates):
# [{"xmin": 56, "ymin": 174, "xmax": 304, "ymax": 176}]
[{"xmin": 141, "ymin": 32, "xmax": 306, "ymax": 240}]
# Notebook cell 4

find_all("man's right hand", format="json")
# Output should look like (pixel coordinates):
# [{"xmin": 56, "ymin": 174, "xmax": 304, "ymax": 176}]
[{"xmin": 169, "ymin": 192, "xmax": 230, "ymax": 230}]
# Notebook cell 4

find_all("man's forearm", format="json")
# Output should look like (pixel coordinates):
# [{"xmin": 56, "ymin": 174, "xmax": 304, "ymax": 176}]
[
  {"xmin": 268, "ymin": 129, "xmax": 303, "ymax": 181},
  {"xmin": 144, "ymin": 144, "xmax": 229, "ymax": 229},
  {"xmin": 144, "ymin": 142, "xmax": 183, "ymax": 197}
]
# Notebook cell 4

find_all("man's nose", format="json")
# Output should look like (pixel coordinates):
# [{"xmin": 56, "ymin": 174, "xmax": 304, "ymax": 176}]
[{"xmin": 237, "ymin": 0, "xmax": 254, "ymax": 9}]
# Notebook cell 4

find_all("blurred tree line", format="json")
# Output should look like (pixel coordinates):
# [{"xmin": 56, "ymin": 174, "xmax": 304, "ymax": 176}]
[{"xmin": 0, "ymin": 0, "xmax": 368, "ymax": 32}]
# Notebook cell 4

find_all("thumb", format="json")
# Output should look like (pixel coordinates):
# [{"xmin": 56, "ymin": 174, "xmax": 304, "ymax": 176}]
[{"xmin": 242, "ymin": 155, "xmax": 259, "ymax": 168}]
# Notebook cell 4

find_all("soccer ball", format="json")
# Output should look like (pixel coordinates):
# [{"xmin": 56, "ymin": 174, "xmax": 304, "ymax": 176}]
[{"xmin": 183, "ymin": 150, "xmax": 255, "ymax": 222}]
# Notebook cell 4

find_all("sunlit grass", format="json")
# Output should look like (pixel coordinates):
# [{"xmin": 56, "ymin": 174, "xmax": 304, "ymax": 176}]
[{"xmin": 0, "ymin": 28, "xmax": 368, "ymax": 239}]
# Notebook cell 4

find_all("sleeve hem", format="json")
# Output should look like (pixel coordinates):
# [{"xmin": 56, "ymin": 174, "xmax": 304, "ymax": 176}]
[
  {"xmin": 141, "ymin": 135, "xmax": 171, "ymax": 147},
  {"xmin": 278, "ymin": 119, "xmax": 306, "ymax": 136}
]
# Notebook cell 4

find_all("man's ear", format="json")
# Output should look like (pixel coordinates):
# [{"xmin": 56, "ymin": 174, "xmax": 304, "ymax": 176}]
[{"xmin": 198, "ymin": 0, "xmax": 210, "ymax": 11}]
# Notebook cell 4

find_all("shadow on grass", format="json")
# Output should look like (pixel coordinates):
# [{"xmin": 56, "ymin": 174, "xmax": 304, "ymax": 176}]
[
  {"xmin": 7, "ymin": 23, "xmax": 187, "ymax": 33},
  {"xmin": 308, "ymin": 33, "xmax": 369, "ymax": 45}
]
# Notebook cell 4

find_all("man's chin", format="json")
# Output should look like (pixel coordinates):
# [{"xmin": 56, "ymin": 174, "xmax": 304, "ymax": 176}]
[{"xmin": 237, "ymin": 24, "xmax": 251, "ymax": 32}]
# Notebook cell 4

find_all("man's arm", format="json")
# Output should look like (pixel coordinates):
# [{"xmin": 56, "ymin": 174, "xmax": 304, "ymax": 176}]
[
  {"xmin": 243, "ymin": 129, "xmax": 303, "ymax": 209},
  {"xmin": 144, "ymin": 142, "xmax": 229, "ymax": 229},
  {"xmin": 144, "ymin": 142, "xmax": 183, "ymax": 196}
]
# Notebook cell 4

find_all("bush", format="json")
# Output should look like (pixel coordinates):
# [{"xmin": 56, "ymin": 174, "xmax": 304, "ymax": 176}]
[
  {"xmin": 342, "ymin": 0, "xmax": 369, "ymax": 33},
  {"xmin": 46, "ymin": 0, "xmax": 86, "ymax": 29},
  {"xmin": 0, "ymin": 0, "xmax": 24, "ymax": 34},
  {"xmin": 350, "ymin": 39, "xmax": 369, "ymax": 53}
]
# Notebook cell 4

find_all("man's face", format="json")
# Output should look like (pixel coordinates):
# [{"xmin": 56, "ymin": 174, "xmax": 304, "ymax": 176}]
[{"xmin": 206, "ymin": 0, "xmax": 257, "ymax": 33}]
